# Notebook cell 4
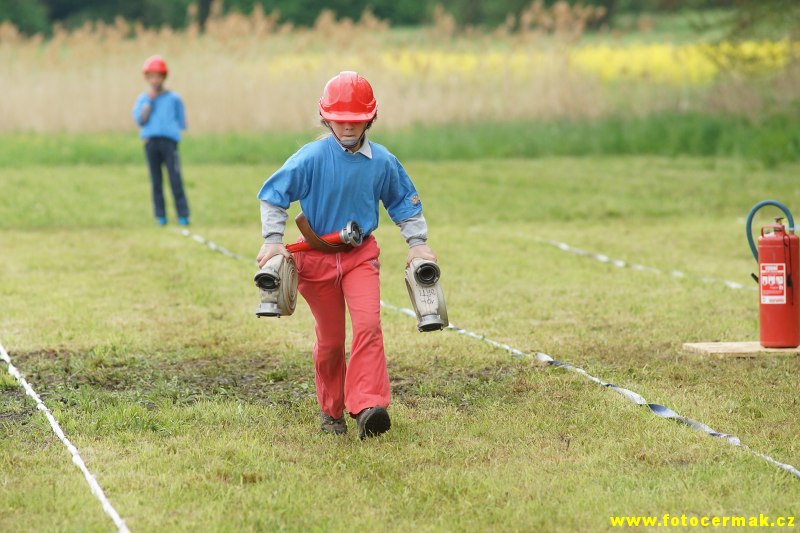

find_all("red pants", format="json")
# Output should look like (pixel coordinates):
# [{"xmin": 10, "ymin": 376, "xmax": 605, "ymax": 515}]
[{"xmin": 295, "ymin": 236, "xmax": 390, "ymax": 419}]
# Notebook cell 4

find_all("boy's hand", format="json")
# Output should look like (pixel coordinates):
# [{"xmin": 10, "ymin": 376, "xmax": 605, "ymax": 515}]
[
  {"xmin": 406, "ymin": 244, "xmax": 436, "ymax": 266},
  {"xmin": 147, "ymin": 89, "xmax": 159, "ymax": 100},
  {"xmin": 139, "ymin": 103, "xmax": 152, "ymax": 125},
  {"xmin": 257, "ymin": 243, "xmax": 291, "ymax": 268}
]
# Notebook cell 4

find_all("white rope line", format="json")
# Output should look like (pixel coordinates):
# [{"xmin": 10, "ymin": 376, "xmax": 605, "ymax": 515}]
[
  {"xmin": 0, "ymin": 341, "xmax": 131, "ymax": 532},
  {"xmin": 537, "ymin": 238, "xmax": 754, "ymax": 291},
  {"xmin": 180, "ymin": 229, "xmax": 800, "ymax": 481}
]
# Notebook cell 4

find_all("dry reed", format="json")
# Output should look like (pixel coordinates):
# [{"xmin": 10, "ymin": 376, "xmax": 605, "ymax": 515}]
[{"xmin": 0, "ymin": 1, "xmax": 796, "ymax": 133}]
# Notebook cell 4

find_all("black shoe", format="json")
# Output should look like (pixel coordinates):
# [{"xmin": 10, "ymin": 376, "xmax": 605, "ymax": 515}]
[
  {"xmin": 356, "ymin": 407, "xmax": 391, "ymax": 440},
  {"xmin": 320, "ymin": 411, "xmax": 347, "ymax": 435}
]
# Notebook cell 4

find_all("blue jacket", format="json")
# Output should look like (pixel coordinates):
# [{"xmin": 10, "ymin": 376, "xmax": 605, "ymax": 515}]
[
  {"xmin": 257, "ymin": 136, "xmax": 422, "ymax": 236},
  {"xmin": 132, "ymin": 91, "xmax": 186, "ymax": 142}
]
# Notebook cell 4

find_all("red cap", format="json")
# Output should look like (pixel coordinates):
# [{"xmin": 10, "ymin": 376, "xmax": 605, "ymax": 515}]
[{"xmin": 142, "ymin": 55, "xmax": 168, "ymax": 75}]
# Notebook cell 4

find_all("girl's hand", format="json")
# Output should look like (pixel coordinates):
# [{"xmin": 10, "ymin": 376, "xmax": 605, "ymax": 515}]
[
  {"xmin": 257, "ymin": 243, "xmax": 291, "ymax": 268},
  {"xmin": 406, "ymin": 244, "xmax": 436, "ymax": 266}
]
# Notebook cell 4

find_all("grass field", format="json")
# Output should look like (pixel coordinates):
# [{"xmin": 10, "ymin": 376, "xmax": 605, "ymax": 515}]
[{"xmin": 1, "ymin": 144, "xmax": 799, "ymax": 531}]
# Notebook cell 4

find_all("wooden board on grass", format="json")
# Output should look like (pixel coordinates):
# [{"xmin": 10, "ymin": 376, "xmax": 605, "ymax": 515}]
[{"xmin": 683, "ymin": 341, "xmax": 800, "ymax": 357}]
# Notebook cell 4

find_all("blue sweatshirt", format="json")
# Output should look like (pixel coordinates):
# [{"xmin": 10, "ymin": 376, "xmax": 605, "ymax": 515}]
[
  {"xmin": 132, "ymin": 91, "xmax": 186, "ymax": 142},
  {"xmin": 257, "ymin": 135, "xmax": 422, "ymax": 236}
]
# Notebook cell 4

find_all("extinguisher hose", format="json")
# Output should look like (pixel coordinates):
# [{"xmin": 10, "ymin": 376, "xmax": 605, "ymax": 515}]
[{"xmin": 745, "ymin": 199, "xmax": 795, "ymax": 262}]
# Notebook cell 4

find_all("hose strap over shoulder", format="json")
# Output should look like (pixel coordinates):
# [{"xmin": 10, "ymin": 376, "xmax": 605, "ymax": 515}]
[{"xmin": 295, "ymin": 212, "xmax": 353, "ymax": 253}]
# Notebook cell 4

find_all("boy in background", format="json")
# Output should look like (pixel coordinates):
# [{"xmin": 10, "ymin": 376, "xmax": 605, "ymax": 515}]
[{"xmin": 132, "ymin": 55, "xmax": 191, "ymax": 226}]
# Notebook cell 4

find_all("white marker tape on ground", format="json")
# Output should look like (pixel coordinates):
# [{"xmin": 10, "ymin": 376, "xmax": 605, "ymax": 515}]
[
  {"xmin": 378, "ymin": 303, "xmax": 800, "ymax": 480},
  {"xmin": 180, "ymin": 229, "xmax": 800, "ymax": 482},
  {"xmin": 0, "ymin": 341, "xmax": 131, "ymax": 532},
  {"xmin": 538, "ymin": 238, "xmax": 753, "ymax": 292}
]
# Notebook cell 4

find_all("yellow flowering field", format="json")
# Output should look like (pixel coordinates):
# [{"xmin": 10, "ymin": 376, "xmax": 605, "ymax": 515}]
[{"xmin": 572, "ymin": 39, "xmax": 800, "ymax": 84}]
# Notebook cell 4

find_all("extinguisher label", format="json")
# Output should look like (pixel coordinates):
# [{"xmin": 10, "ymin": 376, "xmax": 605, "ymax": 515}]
[{"xmin": 760, "ymin": 263, "xmax": 787, "ymax": 304}]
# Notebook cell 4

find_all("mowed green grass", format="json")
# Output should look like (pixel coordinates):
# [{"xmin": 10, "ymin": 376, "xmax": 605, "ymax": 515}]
[{"xmin": 1, "ymin": 155, "xmax": 799, "ymax": 532}]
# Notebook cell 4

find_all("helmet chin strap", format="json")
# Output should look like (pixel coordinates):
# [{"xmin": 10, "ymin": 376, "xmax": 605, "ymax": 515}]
[{"xmin": 325, "ymin": 122, "xmax": 364, "ymax": 151}]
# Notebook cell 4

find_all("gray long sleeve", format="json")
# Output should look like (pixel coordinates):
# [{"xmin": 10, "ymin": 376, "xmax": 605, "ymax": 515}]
[
  {"xmin": 397, "ymin": 213, "xmax": 428, "ymax": 248},
  {"xmin": 264, "ymin": 201, "xmax": 427, "ymax": 247},
  {"xmin": 261, "ymin": 200, "xmax": 288, "ymax": 243}
]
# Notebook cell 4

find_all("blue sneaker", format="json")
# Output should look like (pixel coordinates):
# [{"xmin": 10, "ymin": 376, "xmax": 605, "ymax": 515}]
[
  {"xmin": 156, "ymin": 217, "xmax": 167, "ymax": 226},
  {"xmin": 178, "ymin": 216, "xmax": 190, "ymax": 226}
]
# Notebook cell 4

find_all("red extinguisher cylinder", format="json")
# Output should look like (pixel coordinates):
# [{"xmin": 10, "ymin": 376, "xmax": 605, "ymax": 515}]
[{"xmin": 758, "ymin": 222, "xmax": 800, "ymax": 347}]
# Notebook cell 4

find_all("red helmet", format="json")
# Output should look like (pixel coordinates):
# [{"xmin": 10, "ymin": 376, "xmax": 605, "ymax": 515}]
[
  {"xmin": 319, "ymin": 71, "xmax": 377, "ymax": 122},
  {"xmin": 142, "ymin": 55, "xmax": 168, "ymax": 75}
]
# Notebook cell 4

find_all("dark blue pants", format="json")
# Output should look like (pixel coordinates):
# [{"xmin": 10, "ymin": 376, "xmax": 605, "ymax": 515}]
[{"xmin": 144, "ymin": 137, "xmax": 190, "ymax": 219}]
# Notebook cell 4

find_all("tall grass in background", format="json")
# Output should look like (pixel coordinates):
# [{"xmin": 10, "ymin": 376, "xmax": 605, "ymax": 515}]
[{"xmin": 1, "ymin": 1, "xmax": 799, "ymax": 136}]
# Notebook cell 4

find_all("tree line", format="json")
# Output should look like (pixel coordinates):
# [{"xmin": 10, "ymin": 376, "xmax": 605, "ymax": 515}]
[{"xmin": 0, "ymin": 0, "xmax": 793, "ymax": 37}]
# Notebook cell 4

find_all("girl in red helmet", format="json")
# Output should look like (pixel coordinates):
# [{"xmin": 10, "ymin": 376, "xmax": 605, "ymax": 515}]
[
  {"xmin": 132, "ymin": 55, "xmax": 191, "ymax": 226},
  {"xmin": 256, "ymin": 71, "xmax": 437, "ymax": 439}
]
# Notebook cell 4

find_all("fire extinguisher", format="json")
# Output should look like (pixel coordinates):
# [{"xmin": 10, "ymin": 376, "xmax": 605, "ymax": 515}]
[{"xmin": 746, "ymin": 200, "xmax": 800, "ymax": 348}]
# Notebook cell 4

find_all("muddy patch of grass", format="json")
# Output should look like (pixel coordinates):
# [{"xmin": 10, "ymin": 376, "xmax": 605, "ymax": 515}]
[
  {"xmin": 9, "ymin": 348, "xmax": 539, "ymax": 413},
  {"xmin": 0, "ymin": 383, "xmax": 38, "ymax": 432}
]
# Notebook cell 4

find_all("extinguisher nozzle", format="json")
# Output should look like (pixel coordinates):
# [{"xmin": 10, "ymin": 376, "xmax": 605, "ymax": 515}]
[{"xmin": 751, "ymin": 272, "xmax": 759, "ymax": 284}]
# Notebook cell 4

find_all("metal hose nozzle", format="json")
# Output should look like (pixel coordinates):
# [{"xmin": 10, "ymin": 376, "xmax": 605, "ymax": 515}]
[
  {"xmin": 414, "ymin": 261, "xmax": 440, "ymax": 286},
  {"xmin": 254, "ymin": 270, "xmax": 280, "ymax": 290},
  {"xmin": 340, "ymin": 221, "xmax": 364, "ymax": 246}
]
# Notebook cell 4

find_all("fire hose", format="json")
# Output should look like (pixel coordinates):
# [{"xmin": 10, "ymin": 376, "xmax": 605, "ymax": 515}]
[
  {"xmin": 745, "ymin": 199, "xmax": 795, "ymax": 261},
  {"xmin": 286, "ymin": 219, "xmax": 363, "ymax": 253},
  {"xmin": 254, "ymin": 218, "xmax": 447, "ymax": 330},
  {"xmin": 254, "ymin": 219, "xmax": 363, "ymax": 317},
  {"xmin": 405, "ymin": 258, "xmax": 448, "ymax": 331}
]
